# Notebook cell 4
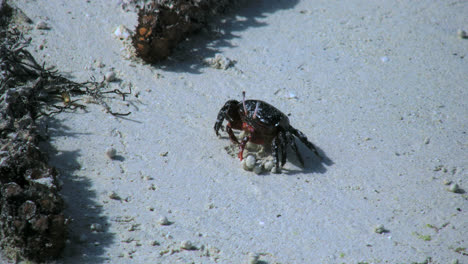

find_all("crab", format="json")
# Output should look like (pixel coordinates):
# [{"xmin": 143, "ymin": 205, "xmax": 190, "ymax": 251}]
[{"xmin": 214, "ymin": 92, "xmax": 321, "ymax": 170}]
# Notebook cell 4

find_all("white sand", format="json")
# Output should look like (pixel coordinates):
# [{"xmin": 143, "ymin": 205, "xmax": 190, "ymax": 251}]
[{"xmin": 6, "ymin": 0, "xmax": 468, "ymax": 263}]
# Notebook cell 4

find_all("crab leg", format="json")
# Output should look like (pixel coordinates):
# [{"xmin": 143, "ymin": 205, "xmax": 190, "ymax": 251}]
[
  {"xmin": 289, "ymin": 126, "xmax": 322, "ymax": 159},
  {"xmin": 287, "ymin": 131, "xmax": 304, "ymax": 167},
  {"xmin": 226, "ymin": 122, "xmax": 240, "ymax": 144},
  {"xmin": 238, "ymin": 134, "xmax": 251, "ymax": 161}
]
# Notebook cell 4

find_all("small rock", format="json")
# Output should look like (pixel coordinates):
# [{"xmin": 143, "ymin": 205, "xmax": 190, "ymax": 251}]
[
  {"xmin": 151, "ymin": 240, "xmax": 160, "ymax": 246},
  {"xmin": 263, "ymin": 160, "xmax": 274, "ymax": 171},
  {"xmin": 158, "ymin": 216, "xmax": 171, "ymax": 226},
  {"xmin": 457, "ymin": 29, "xmax": 468, "ymax": 39},
  {"xmin": 448, "ymin": 183, "xmax": 460, "ymax": 193},
  {"xmin": 205, "ymin": 53, "xmax": 234, "ymax": 70},
  {"xmin": 35, "ymin": 20, "xmax": 49, "ymax": 30},
  {"xmin": 286, "ymin": 91, "xmax": 298, "ymax": 99},
  {"xmin": 32, "ymin": 177, "xmax": 55, "ymax": 188},
  {"xmin": 271, "ymin": 166, "xmax": 280, "ymax": 174},
  {"xmin": 433, "ymin": 165, "xmax": 446, "ymax": 172},
  {"xmin": 253, "ymin": 164, "xmax": 263, "ymax": 174},
  {"xmin": 108, "ymin": 191, "xmax": 121, "ymax": 200},
  {"xmin": 105, "ymin": 71, "xmax": 117, "ymax": 82},
  {"xmin": 243, "ymin": 155, "xmax": 256, "ymax": 171},
  {"xmin": 114, "ymin": 25, "xmax": 131, "ymax": 40},
  {"xmin": 205, "ymin": 202, "xmax": 215, "ymax": 210},
  {"xmin": 424, "ymin": 137, "xmax": 430, "ymax": 144},
  {"xmin": 180, "ymin": 240, "xmax": 195, "ymax": 250},
  {"xmin": 90, "ymin": 223, "xmax": 103, "ymax": 232},
  {"xmin": 374, "ymin": 224, "xmax": 388, "ymax": 234},
  {"xmin": 106, "ymin": 147, "xmax": 117, "ymax": 159},
  {"xmin": 443, "ymin": 179, "xmax": 452, "ymax": 185},
  {"xmin": 451, "ymin": 167, "xmax": 459, "ymax": 175},
  {"xmin": 143, "ymin": 175, "xmax": 153, "ymax": 181}
]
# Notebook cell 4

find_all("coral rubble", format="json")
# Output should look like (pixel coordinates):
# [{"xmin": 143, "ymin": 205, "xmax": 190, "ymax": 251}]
[{"xmin": 132, "ymin": 0, "xmax": 235, "ymax": 62}]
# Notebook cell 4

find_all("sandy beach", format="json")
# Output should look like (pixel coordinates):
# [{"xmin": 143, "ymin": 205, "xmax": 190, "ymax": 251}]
[{"xmin": 3, "ymin": 0, "xmax": 467, "ymax": 263}]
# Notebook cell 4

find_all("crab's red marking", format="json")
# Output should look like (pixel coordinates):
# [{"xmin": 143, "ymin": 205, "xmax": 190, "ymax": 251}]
[
  {"xmin": 241, "ymin": 122, "xmax": 254, "ymax": 133},
  {"xmin": 236, "ymin": 122, "xmax": 267, "ymax": 160}
]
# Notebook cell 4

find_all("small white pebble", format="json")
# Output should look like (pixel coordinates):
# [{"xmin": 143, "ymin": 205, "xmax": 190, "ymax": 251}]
[
  {"xmin": 457, "ymin": 29, "xmax": 467, "ymax": 39},
  {"xmin": 374, "ymin": 224, "xmax": 387, "ymax": 234},
  {"xmin": 114, "ymin": 25, "xmax": 131, "ymax": 40},
  {"xmin": 286, "ymin": 91, "xmax": 298, "ymax": 99},
  {"xmin": 180, "ymin": 240, "xmax": 194, "ymax": 250},
  {"xmin": 205, "ymin": 53, "xmax": 234, "ymax": 70},
  {"xmin": 253, "ymin": 165, "xmax": 263, "ymax": 175},
  {"xmin": 143, "ymin": 175, "xmax": 153, "ymax": 181},
  {"xmin": 271, "ymin": 166, "xmax": 280, "ymax": 174},
  {"xmin": 106, "ymin": 147, "xmax": 117, "ymax": 159},
  {"xmin": 105, "ymin": 71, "xmax": 117, "ymax": 82},
  {"xmin": 158, "ymin": 216, "xmax": 170, "ymax": 226},
  {"xmin": 90, "ymin": 223, "xmax": 103, "ymax": 232},
  {"xmin": 380, "ymin": 56, "xmax": 389, "ymax": 63},
  {"xmin": 243, "ymin": 155, "xmax": 256, "ymax": 171},
  {"xmin": 35, "ymin": 20, "xmax": 49, "ymax": 30},
  {"xmin": 448, "ymin": 183, "xmax": 460, "ymax": 193},
  {"xmin": 108, "ymin": 191, "xmax": 121, "ymax": 200},
  {"xmin": 263, "ymin": 161, "xmax": 274, "ymax": 171},
  {"xmin": 424, "ymin": 137, "xmax": 430, "ymax": 144}
]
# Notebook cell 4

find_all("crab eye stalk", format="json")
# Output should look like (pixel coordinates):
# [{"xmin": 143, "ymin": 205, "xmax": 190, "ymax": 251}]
[
  {"xmin": 242, "ymin": 91, "xmax": 248, "ymax": 114},
  {"xmin": 252, "ymin": 101, "xmax": 260, "ymax": 119}
]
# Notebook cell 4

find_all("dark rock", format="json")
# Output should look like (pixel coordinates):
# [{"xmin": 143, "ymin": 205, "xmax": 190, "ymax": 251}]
[
  {"xmin": 132, "ymin": 0, "xmax": 236, "ymax": 62},
  {"xmin": 3, "ymin": 183, "xmax": 23, "ymax": 199},
  {"xmin": 0, "ymin": 5, "xmax": 67, "ymax": 262}
]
